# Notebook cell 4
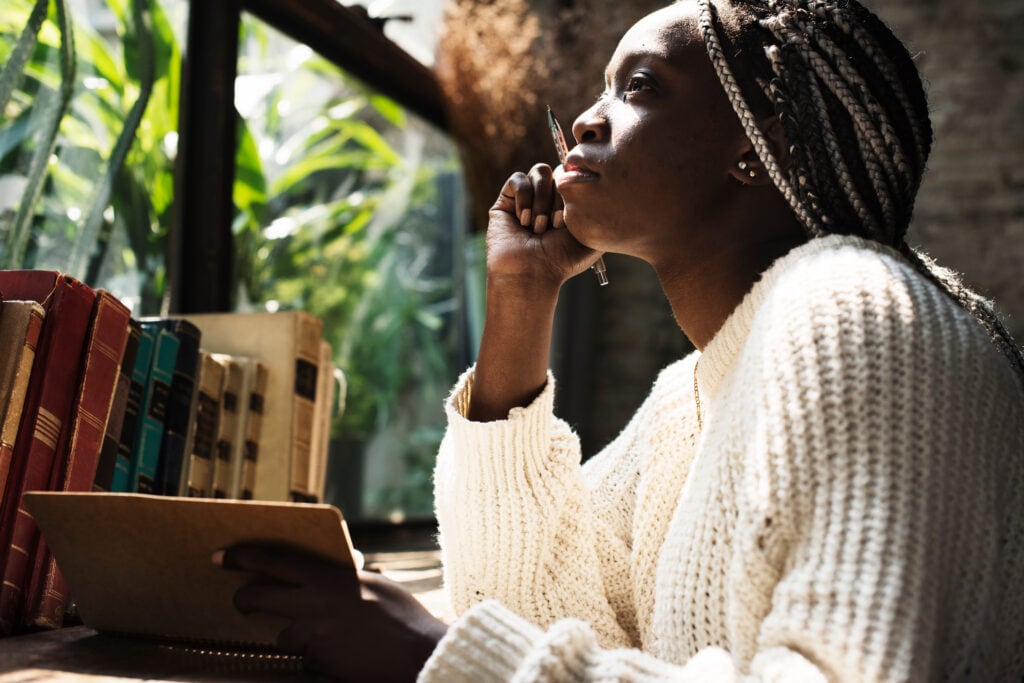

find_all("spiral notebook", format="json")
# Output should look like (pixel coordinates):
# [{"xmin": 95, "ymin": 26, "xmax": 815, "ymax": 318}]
[{"xmin": 23, "ymin": 492, "xmax": 355, "ymax": 649}]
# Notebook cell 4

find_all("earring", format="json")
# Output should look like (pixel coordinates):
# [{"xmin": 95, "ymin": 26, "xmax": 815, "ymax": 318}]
[
  {"xmin": 738, "ymin": 160, "xmax": 757, "ymax": 178},
  {"xmin": 738, "ymin": 161, "xmax": 748, "ymax": 170}
]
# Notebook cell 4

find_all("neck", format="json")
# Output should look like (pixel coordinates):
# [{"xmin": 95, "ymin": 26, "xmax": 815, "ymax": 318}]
[{"xmin": 654, "ymin": 232, "xmax": 804, "ymax": 350}]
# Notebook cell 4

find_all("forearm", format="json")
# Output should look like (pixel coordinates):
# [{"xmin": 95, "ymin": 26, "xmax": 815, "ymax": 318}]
[{"xmin": 468, "ymin": 275, "xmax": 560, "ymax": 422}]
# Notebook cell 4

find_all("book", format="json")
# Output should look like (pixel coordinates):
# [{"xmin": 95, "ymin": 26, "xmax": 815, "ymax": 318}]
[
  {"xmin": 307, "ymin": 340, "xmax": 338, "ymax": 503},
  {"xmin": 130, "ymin": 328, "xmax": 180, "ymax": 494},
  {"xmin": 143, "ymin": 319, "xmax": 202, "ymax": 496},
  {"xmin": 0, "ymin": 271, "xmax": 96, "ymax": 634},
  {"xmin": 185, "ymin": 351, "xmax": 225, "ymax": 498},
  {"xmin": 24, "ymin": 290, "xmax": 132, "ymax": 628},
  {"xmin": 110, "ymin": 327, "xmax": 156, "ymax": 492},
  {"xmin": 0, "ymin": 301, "xmax": 45, "ymax": 505},
  {"xmin": 23, "ymin": 492, "xmax": 355, "ymax": 648},
  {"xmin": 237, "ymin": 361, "xmax": 268, "ymax": 500},
  {"xmin": 183, "ymin": 312, "xmax": 323, "ymax": 502},
  {"xmin": 93, "ymin": 320, "xmax": 142, "ymax": 491},
  {"xmin": 210, "ymin": 354, "xmax": 245, "ymax": 499}
]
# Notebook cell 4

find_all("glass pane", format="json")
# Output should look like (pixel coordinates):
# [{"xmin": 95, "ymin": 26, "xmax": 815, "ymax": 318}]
[
  {"xmin": 233, "ymin": 14, "xmax": 467, "ymax": 522},
  {"xmin": 0, "ymin": 0, "xmax": 188, "ymax": 314}
]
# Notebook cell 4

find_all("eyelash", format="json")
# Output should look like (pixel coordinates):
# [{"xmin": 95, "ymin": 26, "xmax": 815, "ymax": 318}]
[{"xmin": 596, "ymin": 73, "xmax": 654, "ymax": 103}]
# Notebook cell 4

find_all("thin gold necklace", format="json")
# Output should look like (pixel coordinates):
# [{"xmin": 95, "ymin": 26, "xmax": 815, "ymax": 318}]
[{"xmin": 693, "ymin": 361, "xmax": 703, "ymax": 432}]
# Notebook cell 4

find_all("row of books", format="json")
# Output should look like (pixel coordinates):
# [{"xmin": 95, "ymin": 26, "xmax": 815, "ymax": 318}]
[{"xmin": 0, "ymin": 270, "xmax": 343, "ymax": 634}]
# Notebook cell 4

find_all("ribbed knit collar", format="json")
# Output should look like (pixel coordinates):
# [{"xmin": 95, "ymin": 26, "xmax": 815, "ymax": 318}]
[{"xmin": 695, "ymin": 234, "xmax": 894, "ymax": 400}]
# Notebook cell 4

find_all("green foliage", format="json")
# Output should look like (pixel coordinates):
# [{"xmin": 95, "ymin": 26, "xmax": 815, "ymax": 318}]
[{"xmin": 0, "ymin": 0, "xmax": 180, "ymax": 313}]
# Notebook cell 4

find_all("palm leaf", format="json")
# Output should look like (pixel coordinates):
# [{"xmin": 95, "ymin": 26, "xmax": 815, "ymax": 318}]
[
  {"xmin": 75, "ymin": 0, "xmax": 155, "ymax": 280},
  {"xmin": 0, "ymin": 0, "xmax": 48, "ymax": 121},
  {"xmin": 4, "ymin": 0, "xmax": 76, "ymax": 269}
]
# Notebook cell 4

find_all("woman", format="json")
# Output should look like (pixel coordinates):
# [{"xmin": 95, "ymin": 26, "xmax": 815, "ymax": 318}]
[{"xmin": 217, "ymin": 1, "xmax": 1024, "ymax": 680}]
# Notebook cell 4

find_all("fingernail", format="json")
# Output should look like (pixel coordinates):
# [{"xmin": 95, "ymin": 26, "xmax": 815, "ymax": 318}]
[
  {"xmin": 553, "ymin": 210, "xmax": 564, "ymax": 229},
  {"xmin": 520, "ymin": 208, "xmax": 532, "ymax": 226},
  {"xmin": 534, "ymin": 215, "xmax": 548, "ymax": 233},
  {"xmin": 211, "ymin": 549, "xmax": 225, "ymax": 566}
]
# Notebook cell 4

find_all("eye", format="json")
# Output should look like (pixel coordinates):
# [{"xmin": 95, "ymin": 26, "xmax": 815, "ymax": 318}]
[{"xmin": 623, "ymin": 72, "xmax": 654, "ymax": 99}]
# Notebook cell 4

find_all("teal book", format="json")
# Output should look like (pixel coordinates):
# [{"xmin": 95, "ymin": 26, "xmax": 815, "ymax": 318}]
[
  {"xmin": 129, "ymin": 328, "xmax": 179, "ymax": 494},
  {"xmin": 110, "ymin": 326, "xmax": 155, "ymax": 493},
  {"xmin": 143, "ymin": 319, "xmax": 202, "ymax": 496}
]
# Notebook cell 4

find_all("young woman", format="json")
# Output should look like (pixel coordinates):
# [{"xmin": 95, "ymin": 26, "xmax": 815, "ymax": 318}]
[{"xmin": 217, "ymin": 1, "xmax": 1024, "ymax": 680}]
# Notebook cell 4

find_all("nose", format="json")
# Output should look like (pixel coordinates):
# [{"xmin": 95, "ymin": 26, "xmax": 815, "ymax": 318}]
[{"xmin": 571, "ymin": 99, "xmax": 608, "ymax": 145}]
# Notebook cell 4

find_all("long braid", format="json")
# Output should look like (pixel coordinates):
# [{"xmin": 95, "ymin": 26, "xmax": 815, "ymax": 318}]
[{"xmin": 694, "ymin": 0, "xmax": 1024, "ymax": 388}]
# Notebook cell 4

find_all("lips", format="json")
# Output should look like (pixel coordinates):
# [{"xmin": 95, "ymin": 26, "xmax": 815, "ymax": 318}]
[{"xmin": 555, "ymin": 152, "xmax": 600, "ymax": 187}]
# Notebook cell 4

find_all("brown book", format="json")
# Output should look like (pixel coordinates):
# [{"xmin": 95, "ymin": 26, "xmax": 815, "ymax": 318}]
[
  {"xmin": 185, "ymin": 352, "xmax": 225, "ymax": 498},
  {"xmin": 93, "ymin": 320, "xmax": 143, "ymax": 491},
  {"xmin": 182, "ymin": 312, "xmax": 323, "ymax": 502},
  {"xmin": 237, "ymin": 361, "xmax": 268, "ymax": 500},
  {"xmin": 0, "ymin": 301, "xmax": 45, "ymax": 505},
  {"xmin": 24, "ymin": 291, "xmax": 132, "ymax": 628},
  {"xmin": 210, "ymin": 354, "xmax": 244, "ymax": 499},
  {"xmin": 23, "ymin": 492, "xmax": 354, "ymax": 649},
  {"xmin": 0, "ymin": 271, "xmax": 95, "ymax": 634}
]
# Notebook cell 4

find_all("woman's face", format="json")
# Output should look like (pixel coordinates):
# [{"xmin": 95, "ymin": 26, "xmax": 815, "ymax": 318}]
[{"xmin": 555, "ymin": 3, "xmax": 748, "ymax": 263}]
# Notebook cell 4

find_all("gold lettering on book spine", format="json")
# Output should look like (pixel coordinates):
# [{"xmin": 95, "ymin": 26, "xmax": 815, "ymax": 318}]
[{"xmin": 34, "ymin": 408, "xmax": 62, "ymax": 450}]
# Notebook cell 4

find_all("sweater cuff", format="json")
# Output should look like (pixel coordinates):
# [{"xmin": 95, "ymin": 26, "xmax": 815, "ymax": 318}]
[
  {"xmin": 443, "ymin": 365, "xmax": 559, "ymax": 466},
  {"xmin": 418, "ymin": 600, "xmax": 543, "ymax": 683}
]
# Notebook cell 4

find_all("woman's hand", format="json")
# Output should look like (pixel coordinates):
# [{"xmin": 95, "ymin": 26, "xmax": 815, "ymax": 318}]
[
  {"xmin": 215, "ymin": 543, "xmax": 447, "ymax": 683},
  {"xmin": 486, "ymin": 163, "xmax": 601, "ymax": 292}
]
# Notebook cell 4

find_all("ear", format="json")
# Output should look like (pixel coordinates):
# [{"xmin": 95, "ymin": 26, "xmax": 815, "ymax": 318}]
[{"xmin": 727, "ymin": 115, "xmax": 792, "ymax": 187}]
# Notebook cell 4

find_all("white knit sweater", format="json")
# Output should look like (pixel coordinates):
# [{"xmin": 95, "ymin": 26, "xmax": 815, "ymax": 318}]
[{"xmin": 420, "ymin": 235, "xmax": 1024, "ymax": 682}]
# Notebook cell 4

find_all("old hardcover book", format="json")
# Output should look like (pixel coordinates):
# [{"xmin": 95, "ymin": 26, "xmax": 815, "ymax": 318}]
[
  {"xmin": 183, "ymin": 312, "xmax": 322, "ymax": 502},
  {"xmin": 185, "ymin": 352, "xmax": 225, "ymax": 498},
  {"xmin": 142, "ymin": 319, "xmax": 202, "ymax": 496},
  {"xmin": 307, "ymin": 340, "xmax": 340, "ymax": 503},
  {"xmin": 0, "ymin": 301, "xmax": 45, "ymax": 505},
  {"xmin": 93, "ymin": 320, "xmax": 143, "ymax": 491},
  {"xmin": 210, "ymin": 354, "xmax": 244, "ymax": 499},
  {"xmin": 110, "ymin": 327, "xmax": 155, "ymax": 492},
  {"xmin": 130, "ymin": 328, "xmax": 180, "ymax": 494},
  {"xmin": 237, "ymin": 361, "xmax": 268, "ymax": 500},
  {"xmin": 0, "ymin": 271, "xmax": 96, "ymax": 634},
  {"xmin": 24, "ymin": 290, "xmax": 132, "ymax": 628},
  {"xmin": 24, "ymin": 492, "xmax": 354, "ymax": 648}
]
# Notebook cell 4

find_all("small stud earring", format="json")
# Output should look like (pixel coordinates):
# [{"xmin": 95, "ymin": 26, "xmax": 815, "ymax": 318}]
[
  {"xmin": 749, "ymin": 170, "xmax": 757, "ymax": 178},
  {"xmin": 738, "ymin": 161, "xmax": 749, "ymax": 171}
]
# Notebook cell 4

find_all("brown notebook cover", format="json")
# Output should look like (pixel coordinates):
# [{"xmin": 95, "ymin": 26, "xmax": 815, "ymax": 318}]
[{"xmin": 23, "ymin": 492, "xmax": 354, "ymax": 649}]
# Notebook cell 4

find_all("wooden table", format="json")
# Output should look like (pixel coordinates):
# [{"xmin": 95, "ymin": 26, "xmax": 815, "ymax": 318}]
[{"xmin": 0, "ymin": 550, "xmax": 449, "ymax": 682}]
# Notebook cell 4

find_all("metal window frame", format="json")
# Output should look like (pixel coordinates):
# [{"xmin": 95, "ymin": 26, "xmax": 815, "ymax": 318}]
[{"xmin": 168, "ymin": 0, "xmax": 447, "ymax": 314}]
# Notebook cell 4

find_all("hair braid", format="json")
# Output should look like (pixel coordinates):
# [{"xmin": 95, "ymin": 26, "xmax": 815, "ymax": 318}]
[{"xmin": 694, "ymin": 0, "xmax": 1024, "ymax": 389}]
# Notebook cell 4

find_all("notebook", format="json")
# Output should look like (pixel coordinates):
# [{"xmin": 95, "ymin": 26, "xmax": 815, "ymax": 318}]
[{"xmin": 23, "ymin": 492, "xmax": 355, "ymax": 649}]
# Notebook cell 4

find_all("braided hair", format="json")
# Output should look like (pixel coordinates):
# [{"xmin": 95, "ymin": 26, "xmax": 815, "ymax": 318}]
[{"xmin": 693, "ymin": 0, "xmax": 1024, "ymax": 387}]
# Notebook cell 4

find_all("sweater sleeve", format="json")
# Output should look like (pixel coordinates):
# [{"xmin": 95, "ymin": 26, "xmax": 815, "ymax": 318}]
[{"xmin": 431, "ymin": 366, "xmax": 641, "ymax": 647}]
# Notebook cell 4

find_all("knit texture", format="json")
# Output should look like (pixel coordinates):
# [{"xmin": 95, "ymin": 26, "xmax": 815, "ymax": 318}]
[{"xmin": 421, "ymin": 235, "xmax": 1024, "ymax": 682}]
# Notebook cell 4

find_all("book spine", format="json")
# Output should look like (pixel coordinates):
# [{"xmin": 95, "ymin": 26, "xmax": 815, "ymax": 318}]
[
  {"xmin": 211, "ymin": 356, "xmax": 242, "ymax": 499},
  {"xmin": 93, "ymin": 321, "xmax": 142, "ymax": 491},
  {"xmin": 185, "ymin": 352, "xmax": 224, "ymax": 497},
  {"xmin": 130, "ymin": 329, "xmax": 180, "ymax": 494},
  {"xmin": 0, "ymin": 273, "xmax": 95, "ymax": 634},
  {"xmin": 238, "ymin": 362, "xmax": 268, "ymax": 500},
  {"xmin": 110, "ymin": 328, "xmax": 155, "ymax": 492},
  {"xmin": 0, "ymin": 303, "xmax": 45, "ymax": 505},
  {"xmin": 289, "ymin": 314, "xmax": 322, "ymax": 502},
  {"xmin": 24, "ymin": 292, "xmax": 131, "ymax": 628},
  {"xmin": 151, "ymin": 320, "xmax": 201, "ymax": 496}
]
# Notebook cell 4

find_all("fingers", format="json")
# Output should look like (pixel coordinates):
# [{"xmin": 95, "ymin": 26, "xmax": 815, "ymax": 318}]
[
  {"xmin": 493, "ymin": 164, "xmax": 563, "ymax": 234},
  {"xmin": 216, "ymin": 542, "xmax": 356, "ymax": 591}
]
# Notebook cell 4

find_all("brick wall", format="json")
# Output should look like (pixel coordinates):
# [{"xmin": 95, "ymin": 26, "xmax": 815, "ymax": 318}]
[{"xmin": 576, "ymin": 0, "xmax": 1024, "ymax": 453}]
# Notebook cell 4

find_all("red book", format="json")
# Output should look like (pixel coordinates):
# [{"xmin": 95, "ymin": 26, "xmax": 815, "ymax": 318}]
[
  {"xmin": 23, "ymin": 291, "xmax": 131, "ymax": 628},
  {"xmin": 0, "ymin": 271, "xmax": 95, "ymax": 634}
]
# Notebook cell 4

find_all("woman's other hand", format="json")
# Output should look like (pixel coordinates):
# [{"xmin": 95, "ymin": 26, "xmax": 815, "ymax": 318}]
[
  {"xmin": 214, "ymin": 543, "xmax": 447, "ymax": 683},
  {"xmin": 487, "ymin": 163, "xmax": 601, "ymax": 291}
]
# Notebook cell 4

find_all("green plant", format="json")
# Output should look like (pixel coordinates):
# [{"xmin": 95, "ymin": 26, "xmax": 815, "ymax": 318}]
[{"xmin": 0, "ymin": 0, "xmax": 180, "ymax": 313}]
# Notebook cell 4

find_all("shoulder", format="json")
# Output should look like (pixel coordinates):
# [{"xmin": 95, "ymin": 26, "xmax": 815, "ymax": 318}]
[{"xmin": 752, "ymin": 235, "xmax": 994, "ymax": 362}]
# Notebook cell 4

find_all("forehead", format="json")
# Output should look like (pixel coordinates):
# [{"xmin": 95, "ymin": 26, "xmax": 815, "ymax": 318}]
[{"xmin": 606, "ymin": 3, "xmax": 703, "ymax": 78}]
